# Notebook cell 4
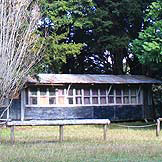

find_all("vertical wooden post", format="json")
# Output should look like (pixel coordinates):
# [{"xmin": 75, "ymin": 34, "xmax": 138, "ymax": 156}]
[
  {"xmin": 103, "ymin": 124, "xmax": 107, "ymax": 141},
  {"xmin": 0, "ymin": 126, "xmax": 2, "ymax": 144},
  {"xmin": 156, "ymin": 119, "xmax": 160, "ymax": 137},
  {"xmin": 10, "ymin": 126, "xmax": 15, "ymax": 144},
  {"xmin": 59, "ymin": 125, "xmax": 64, "ymax": 142}
]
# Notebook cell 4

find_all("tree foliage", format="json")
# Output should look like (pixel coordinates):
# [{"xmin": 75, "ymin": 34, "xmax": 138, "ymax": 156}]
[
  {"xmin": 132, "ymin": 1, "xmax": 162, "ymax": 65},
  {"xmin": 36, "ymin": 0, "xmax": 94, "ymax": 73},
  {"xmin": 61, "ymin": 0, "xmax": 154, "ymax": 74}
]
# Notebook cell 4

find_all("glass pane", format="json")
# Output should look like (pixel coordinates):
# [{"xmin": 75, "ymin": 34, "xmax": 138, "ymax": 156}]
[
  {"xmin": 76, "ymin": 89, "xmax": 82, "ymax": 95},
  {"xmin": 116, "ymin": 97, "xmax": 122, "ymax": 104},
  {"xmin": 92, "ymin": 97, "xmax": 98, "ymax": 104},
  {"xmin": 123, "ymin": 88, "xmax": 129, "ymax": 95},
  {"xmin": 49, "ymin": 88, "xmax": 56, "ymax": 96},
  {"xmin": 138, "ymin": 92, "xmax": 141, "ymax": 104},
  {"xmin": 25, "ymin": 89, "xmax": 28, "ymax": 104},
  {"xmin": 100, "ymin": 89, "xmax": 106, "ymax": 95},
  {"xmin": 100, "ymin": 97, "xmax": 106, "ymax": 104},
  {"xmin": 116, "ymin": 89, "xmax": 121, "ymax": 95},
  {"xmin": 40, "ymin": 96, "xmax": 48, "ymax": 105},
  {"xmin": 68, "ymin": 89, "xmax": 73, "ymax": 96},
  {"xmin": 92, "ymin": 89, "xmax": 98, "ymax": 96},
  {"xmin": 123, "ymin": 96, "xmax": 129, "ymax": 104},
  {"xmin": 58, "ymin": 96, "xmax": 65, "ymax": 104},
  {"xmin": 84, "ymin": 97, "xmax": 90, "ymax": 104},
  {"xmin": 49, "ymin": 97, "xmax": 56, "ymax": 104},
  {"xmin": 30, "ymin": 97, "xmax": 37, "ymax": 105},
  {"xmin": 30, "ymin": 88, "xmax": 37, "ymax": 95},
  {"xmin": 68, "ymin": 98, "xmax": 73, "ymax": 104},
  {"xmin": 108, "ymin": 96, "xmax": 114, "ymax": 103},
  {"xmin": 109, "ymin": 88, "xmax": 114, "ymax": 95},
  {"xmin": 131, "ymin": 96, "xmax": 137, "ymax": 104},
  {"xmin": 58, "ymin": 89, "xmax": 64, "ymax": 95},
  {"xmin": 40, "ymin": 88, "xmax": 46, "ymax": 96},
  {"xmin": 131, "ymin": 89, "xmax": 136, "ymax": 95},
  {"xmin": 76, "ymin": 97, "xmax": 82, "ymax": 104},
  {"xmin": 84, "ymin": 89, "xmax": 90, "ymax": 96}
]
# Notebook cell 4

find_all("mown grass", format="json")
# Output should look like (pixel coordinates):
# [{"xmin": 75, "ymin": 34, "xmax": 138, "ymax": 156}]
[{"xmin": 0, "ymin": 122, "xmax": 162, "ymax": 162}]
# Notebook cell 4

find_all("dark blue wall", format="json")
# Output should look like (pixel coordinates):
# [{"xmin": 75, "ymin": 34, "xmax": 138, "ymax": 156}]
[
  {"xmin": 10, "ymin": 99, "xmax": 21, "ymax": 120},
  {"xmin": 0, "ymin": 107, "xmax": 7, "ymax": 119},
  {"xmin": 23, "ymin": 105, "xmax": 148, "ymax": 121}
]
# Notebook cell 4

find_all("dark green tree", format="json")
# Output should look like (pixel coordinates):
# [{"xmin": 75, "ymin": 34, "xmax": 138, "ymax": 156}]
[
  {"xmin": 62, "ymin": 0, "xmax": 154, "ymax": 74},
  {"xmin": 36, "ymin": 0, "xmax": 94, "ymax": 73}
]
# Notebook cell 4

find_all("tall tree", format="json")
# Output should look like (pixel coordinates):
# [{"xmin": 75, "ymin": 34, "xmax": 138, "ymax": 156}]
[
  {"xmin": 62, "ymin": 0, "xmax": 154, "ymax": 74},
  {"xmin": 35, "ymin": 0, "xmax": 94, "ymax": 73},
  {"xmin": 0, "ymin": 0, "xmax": 43, "ymax": 116}
]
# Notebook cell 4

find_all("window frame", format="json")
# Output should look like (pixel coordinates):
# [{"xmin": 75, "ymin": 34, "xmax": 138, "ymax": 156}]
[{"xmin": 26, "ymin": 85, "xmax": 143, "ymax": 107}]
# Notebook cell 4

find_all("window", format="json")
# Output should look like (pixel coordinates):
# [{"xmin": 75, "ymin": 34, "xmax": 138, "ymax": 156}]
[
  {"xmin": 39, "ymin": 88, "xmax": 48, "ymax": 105},
  {"xmin": 123, "ymin": 88, "xmax": 129, "ymax": 104},
  {"xmin": 67, "ymin": 89, "xmax": 73, "ymax": 105},
  {"xmin": 58, "ymin": 89, "xmax": 65, "ymax": 105},
  {"xmin": 49, "ymin": 88, "xmax": 56, "ymax": 105},
  {"xmin": 28, "ymin": 87, "xmax": 57, "ymax": 106},
  {"xmin": 84, "ymin": 89, "xmax": 90, "ymax": 104},
  {"xmin": 116, "ymin": 88, "xmax": 122, "ymax": 104},
  {"xmin": 108, "ymin": 88, "xmax": 114, "ymax": 104},
  {"xmin": 92, "ymin": 89, "xmax": 98, "ymax": 104},
  {"xmin": 75, "ymin": 89, "xmax": 82, "ymax": 105},
  {"xmin": 100, "ymin": 89, "xmax": 106, "ymax": 104},
  {"xmin": 29, "ymin": 88, "xmax": 37, "ymax": 105},
  {"xmin": 130, "ymin": 88, "xmax": 137, "ymax": 104},
  {"xmin": 27, "ymin": 86, "xmax": 143, "ymax": 106}
]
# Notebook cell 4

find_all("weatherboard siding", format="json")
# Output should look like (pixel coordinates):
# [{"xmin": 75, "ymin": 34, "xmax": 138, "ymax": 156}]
[
  {"xmin": 9, "ymin": 99, "xmax": 21, "ymax": 120},
  {"xmin": 24, "ymin": 107, "xmax": 93, "ymax": 120},
  {"xmin": 23, "ymin": 105, "xmax": 146, "ymax": 121}
]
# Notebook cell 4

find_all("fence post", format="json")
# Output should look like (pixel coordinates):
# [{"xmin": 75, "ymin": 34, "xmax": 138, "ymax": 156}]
[
  {"xmin": 156, "ymin": 119, "xmax": 160, "ymax": 137},
  {"xmin": 59, "ymin": 125, "xmax": 64, "ymax": 142},
  {"xmin": 103, "ymin": 124, "xmax": 107, "ymax": 141},
  {"xmin": 10, "ymin": 126, "xmax": 15, "ymax": 144},
  {"xmin": 0, "ymin": 126, "xmax": 2, "ymax": 144}
]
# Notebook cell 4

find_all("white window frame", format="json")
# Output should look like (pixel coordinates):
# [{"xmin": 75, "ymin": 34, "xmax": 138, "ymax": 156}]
[
  {"xmin": 75, "ymin": 89, "xmax": 83, "ymax": 105},
  {"xmin": 26, "ymin": 86, "xmax": 143, "ymax": 107},
  {"xmin": 91, "ymin": 88, "xmax": 99, "ymax": 105},
  {"xmin": 48, "ymin": 88, "xmax": 57, "ymax": 105},
  {"xmin": 100, "ymin": 89, "xmax": 107, "ymax": 105}
]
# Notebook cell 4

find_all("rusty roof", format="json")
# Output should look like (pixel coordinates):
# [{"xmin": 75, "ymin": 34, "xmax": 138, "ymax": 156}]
[{"xmin": 27, "ymin": 74, "xmax": 161, "ymax": 85}]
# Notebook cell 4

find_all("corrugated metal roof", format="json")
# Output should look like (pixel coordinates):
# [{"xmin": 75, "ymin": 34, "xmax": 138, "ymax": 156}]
[{"xmin": 27, "ymin": 74, "xmax": 162, "ymax": 84}]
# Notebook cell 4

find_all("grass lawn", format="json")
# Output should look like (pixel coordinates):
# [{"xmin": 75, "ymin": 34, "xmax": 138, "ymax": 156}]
[{"xmin": 0, "ymin": 122, "xmax": 162, "ymax": 162}]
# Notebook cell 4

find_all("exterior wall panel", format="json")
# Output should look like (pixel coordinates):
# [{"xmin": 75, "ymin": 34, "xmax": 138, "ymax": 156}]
[
  {"xmin": 0, "ymin": 107, "xmax": 7, "ymax": 119},
  {"xmin": 24, "ymin": 107, "xmax": 94, "ymax": 120},
  {"xmin": 9, "ymin": 99, "xmax": 21, "ymax": 120},
  {"xmin": 114, "ymin": 105, "xmax": 144, "ymax": 121},
  {"xmin": 93, "ymin": 106, "xmax": 115, "ymax": 120},
  {"xmin": 23, "ymin": 105, "xmax": 149, "ymax": 121}
]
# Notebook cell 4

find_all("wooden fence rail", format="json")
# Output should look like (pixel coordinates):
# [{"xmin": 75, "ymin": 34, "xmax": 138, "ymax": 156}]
[{"xmin": 5, "ymin": 119, "xmax": 110, "ymax": 144}]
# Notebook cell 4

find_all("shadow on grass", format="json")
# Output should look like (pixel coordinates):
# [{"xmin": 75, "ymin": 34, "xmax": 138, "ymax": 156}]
[
  {"xmin": 1, "ymin": 135, "xmax": 99, "ymax": 145},
  {"xmin": 1, "ymin": 139, "xmax": 60, "ymax": 145}
]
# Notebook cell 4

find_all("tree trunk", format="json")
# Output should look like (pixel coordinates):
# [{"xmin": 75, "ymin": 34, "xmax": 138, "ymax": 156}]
[{"xmin": 111, "ymin": 49, "xmax": 124, "ymax": 75}]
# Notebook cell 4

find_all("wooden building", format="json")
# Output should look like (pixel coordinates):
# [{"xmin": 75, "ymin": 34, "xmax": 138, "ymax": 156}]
[{"xmin": 0, "ymin": 74, "xmax": 161, "ymax": 121}]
